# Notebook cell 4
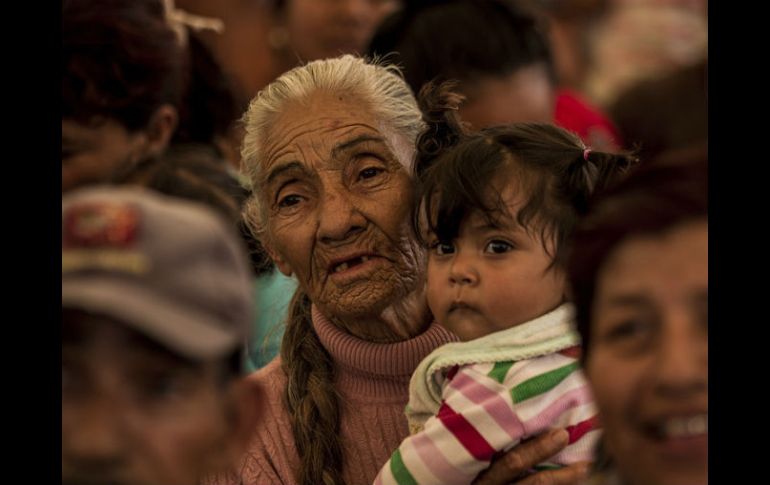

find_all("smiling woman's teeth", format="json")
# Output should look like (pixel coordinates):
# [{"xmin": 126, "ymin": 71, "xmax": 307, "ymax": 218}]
[{"xmin": 661, "ymin": 414, "xmax": 708, "ymax": 438}]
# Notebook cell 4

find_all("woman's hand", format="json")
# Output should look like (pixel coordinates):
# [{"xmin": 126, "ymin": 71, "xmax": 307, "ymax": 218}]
[{"xmin": 472, "ymin": 429, "xmax": 591, "ymax": 485}]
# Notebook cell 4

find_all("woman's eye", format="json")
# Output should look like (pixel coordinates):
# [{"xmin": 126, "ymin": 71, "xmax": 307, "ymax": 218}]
[
  {"xmin": 358, "ymin": 166, "xmax": 385, "ymax": 180},
  {"xmin": 605, "ymin": 318, "xmax": 653, "ymax": 344},
  {"xmin": 277, "ymin": 194, "xmax": 302, "ymax": 208},
  {"xmin": 485, "ymin": 240, "xmax": 513, "ymax": 254}
]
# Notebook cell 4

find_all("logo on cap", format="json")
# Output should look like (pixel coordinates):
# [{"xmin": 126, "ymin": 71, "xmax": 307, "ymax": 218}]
[{"xmin": 64, "ymin": 202, "xmax": 139, "ymax": 248}]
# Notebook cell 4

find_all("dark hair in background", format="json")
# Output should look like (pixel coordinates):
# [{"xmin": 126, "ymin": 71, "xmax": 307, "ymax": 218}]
[
  {"xmin": 367, "ymin": 0, "xmax": 555, "ymax": 94},
  {"xmin": 518, "ymin": 0, "xmax": 610, "ymax": 79},
  {"xmin": 413, "ymin": 81, "xmax": 637, "ymax": 268},
  {"xmin": 172, "ymin": 30, "xmax": 240, "ymax": 149},
  {"xmin": 118, "ymin": 147, "xmax": 275, "ymax": 276},
  {"xmin": 62, "ymin": 0, "xmax": 185, "ymax": 131},
  {"xmin": 520, "ymin": 0, "xmax": 609, "ymax": 20},
  {"xmin": 567, "ymin": 146, "xmax": 708, "ymax": 358},
  {"xmin": 609, "ymin": 60, "xmax": 708, "ymax": 162}
]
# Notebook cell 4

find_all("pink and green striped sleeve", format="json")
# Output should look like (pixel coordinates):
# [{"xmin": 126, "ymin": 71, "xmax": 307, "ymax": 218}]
[{"xmin": 373, "ymin": 353, "xmax": 599, "ymax": 485}]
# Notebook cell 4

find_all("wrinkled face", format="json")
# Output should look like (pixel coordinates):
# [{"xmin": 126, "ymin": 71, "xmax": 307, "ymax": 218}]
[
  {"xmin": 62, "ymin": 118, "xmax": 148, "ymax": 193},
  {"xmin": 587, "ymin": 220, "xmax": 708, "ymax": 485},
  {"xmin": 286, "ymin": 0, "xmax": 401, "ymax": 61},
  {"xmin": 62, "ymin": 313, "xmax": 236, "ymax": 485},
  {"xmin": 459, "ymin": 65, "xmax": 555, "ymax": 130},
  {"xmin": 425, "ymin": 184, "xmax": 565, "ymax": 341},
  {"xmin": 259, "ymin": 91, "xmax": 422, "ymax": 324}
]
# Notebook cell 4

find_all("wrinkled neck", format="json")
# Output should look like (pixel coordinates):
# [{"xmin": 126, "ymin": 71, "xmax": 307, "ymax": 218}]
[{"xmin": 329, "ymin": 286, "xmax": 432, "ymax": 342}]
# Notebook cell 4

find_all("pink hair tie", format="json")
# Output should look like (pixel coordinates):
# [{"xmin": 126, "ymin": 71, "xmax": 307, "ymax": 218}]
[{"xmin": 583, "ymin": 148, "xmax": 591, "ymax": 161}]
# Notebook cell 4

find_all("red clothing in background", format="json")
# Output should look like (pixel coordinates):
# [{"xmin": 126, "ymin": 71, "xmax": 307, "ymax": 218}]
[{"xmin": 555, "ymin": 89, "xmax": 623, "ymax": 151}]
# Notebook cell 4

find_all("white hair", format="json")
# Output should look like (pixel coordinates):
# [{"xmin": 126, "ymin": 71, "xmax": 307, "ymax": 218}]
[{"xmin": 240, "ymin": 54, "xmax": 425, "ymax": 237}]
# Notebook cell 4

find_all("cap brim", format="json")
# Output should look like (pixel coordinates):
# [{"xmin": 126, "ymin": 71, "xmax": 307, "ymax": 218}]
[{"xmin": 63, "ymin": 278, "xmax": 243, "ymax": 361}]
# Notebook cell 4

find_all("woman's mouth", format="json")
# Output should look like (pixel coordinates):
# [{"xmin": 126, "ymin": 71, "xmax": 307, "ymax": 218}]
[
  {"xmin": 646, "ymin": 413, "xmax": 708, "ymax": 440},
  {"xmin": 639, "ymin": 412, "xmax": 708, "ymax": 462},
  {"xmin": 332, "ymin": 255, "xmax": 373, "ymax": 273},
  {"xmin": 327, "ymin": 254, "xmax": 385, "ymax": 283},
  {"xmin": 660, "ymin": 414, "xmax": 708, "ymax": 439}
]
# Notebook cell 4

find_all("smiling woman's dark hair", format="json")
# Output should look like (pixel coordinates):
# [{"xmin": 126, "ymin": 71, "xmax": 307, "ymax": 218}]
[{"xmin": 567, "ymin": 146, "xmax": 708, "ymax": 358}]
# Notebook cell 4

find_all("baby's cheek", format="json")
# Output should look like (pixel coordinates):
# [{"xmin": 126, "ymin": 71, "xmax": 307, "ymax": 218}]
[{"xmin": 425, "ymin": 279, "xmax": 446, "ymax": 319}]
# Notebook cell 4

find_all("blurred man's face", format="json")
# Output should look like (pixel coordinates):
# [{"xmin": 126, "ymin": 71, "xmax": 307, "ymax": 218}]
[{"xmin": 62, "ymin": 311, "xmax": 238, "ymax": 485}]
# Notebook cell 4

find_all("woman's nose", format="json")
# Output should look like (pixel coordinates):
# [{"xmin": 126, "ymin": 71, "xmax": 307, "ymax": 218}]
[
  {"xmin": 653, "ymin": 311, "xmax": 708, "ymax": 397},
  {"xmin": 317, "ymin": 184, "xmax": 366, "ymax": 243}
]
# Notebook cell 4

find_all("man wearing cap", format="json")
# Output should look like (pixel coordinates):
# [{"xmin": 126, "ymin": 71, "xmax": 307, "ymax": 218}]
[{"xmin": 62, "ymin": 186, "xmax": 258, "ymax": 485}]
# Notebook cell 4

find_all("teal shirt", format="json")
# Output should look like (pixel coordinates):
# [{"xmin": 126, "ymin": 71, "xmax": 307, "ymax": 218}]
[{"xmin": 244, "ymin": 270, "xmax": 298, "ymax": 373}]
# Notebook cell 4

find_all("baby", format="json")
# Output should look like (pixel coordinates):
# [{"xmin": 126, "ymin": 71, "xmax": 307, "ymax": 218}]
[{"xmin": 375, "ymin": 83, "xmax": 636, "ymax": 485}]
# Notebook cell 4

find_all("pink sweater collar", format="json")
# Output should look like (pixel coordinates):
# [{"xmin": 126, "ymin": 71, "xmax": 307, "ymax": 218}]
[{"xmin": 311, "ymin": 305, "xmax": 458, "ymax": 397}]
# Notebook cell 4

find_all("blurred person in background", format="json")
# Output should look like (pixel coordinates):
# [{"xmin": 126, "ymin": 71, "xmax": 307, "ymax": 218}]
[
  {"xmin": 169, "ymin": 21, "xmax": 244, "ymax": 171},
  {"xmin": 368, "ymin": 0, "xmax": 622, "ymax": 151},
  {"xmin": 518, "ymin": 0, "xmax": 609, "ymax": 94},
  {"xmin": 268, "ymin": 0, "xmax": 403, "ymax": 73},
  {"xmin": 172, "ymin": 1, "xmax": 403, "ymax": 109},
  {"xmin": 118, "ymin": 151, "xmax": 285, "ymax": 373},
  {"xmin": 568, "ymin": 153, "xmax": 708, "ymax": 485},
  {"xmin": 63, "ymin": 0, "xmax": 249, "ymax": 190},
  {"xmin": 609, "ymin": 59, "xmax": 707, "ymax": 162},
  {"xmin": 62, "ymin": 0, "xmax": 185, "ymax": 192},
  {"xmin": 581, "ymin": 0, "xmax": 707, "ymax": 109},
  {"xmin": 62, "ymin": 186, "xmax": 260, "ymax": 485}
]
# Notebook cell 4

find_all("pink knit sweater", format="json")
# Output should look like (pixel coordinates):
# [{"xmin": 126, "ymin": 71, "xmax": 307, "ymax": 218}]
[{"xmin": 210, "ymin": 305, "xmax": 457, "ymax": 485}]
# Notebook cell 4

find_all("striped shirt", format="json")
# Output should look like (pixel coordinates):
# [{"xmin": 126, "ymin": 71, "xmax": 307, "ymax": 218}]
[{"xmin": 374, "ymin": 308, "xmax": 599, "ymax": 485}]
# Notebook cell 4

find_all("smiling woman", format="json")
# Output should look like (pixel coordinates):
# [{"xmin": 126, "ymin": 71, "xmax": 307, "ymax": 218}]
[{"xmin": 567, "ymin": 152, "xmax": 708, "ymax": 485}]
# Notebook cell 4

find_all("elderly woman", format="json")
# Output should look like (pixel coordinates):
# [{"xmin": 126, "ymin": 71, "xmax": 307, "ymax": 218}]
[
  {"xmin": 217, "ymin": 55, "xmax": 587, "ymax": 485},
  {"xmin": 568, "ymin": 152, "xmax": 708, "ymax": 485}
]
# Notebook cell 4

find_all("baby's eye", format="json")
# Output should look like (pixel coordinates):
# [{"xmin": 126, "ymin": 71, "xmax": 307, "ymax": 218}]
[
  {"xmin": 431, "ymin": 241, "xmax": 456, "ymax": 255},
  {"xmin": 484, "ymin": 240, "xmax": 514, "ymax": 254}
]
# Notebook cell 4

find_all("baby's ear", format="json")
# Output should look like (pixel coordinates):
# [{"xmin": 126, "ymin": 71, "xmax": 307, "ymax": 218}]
[{"xmin": 563, "ymin": 280, "xmax": 575, "ymax": 302}]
